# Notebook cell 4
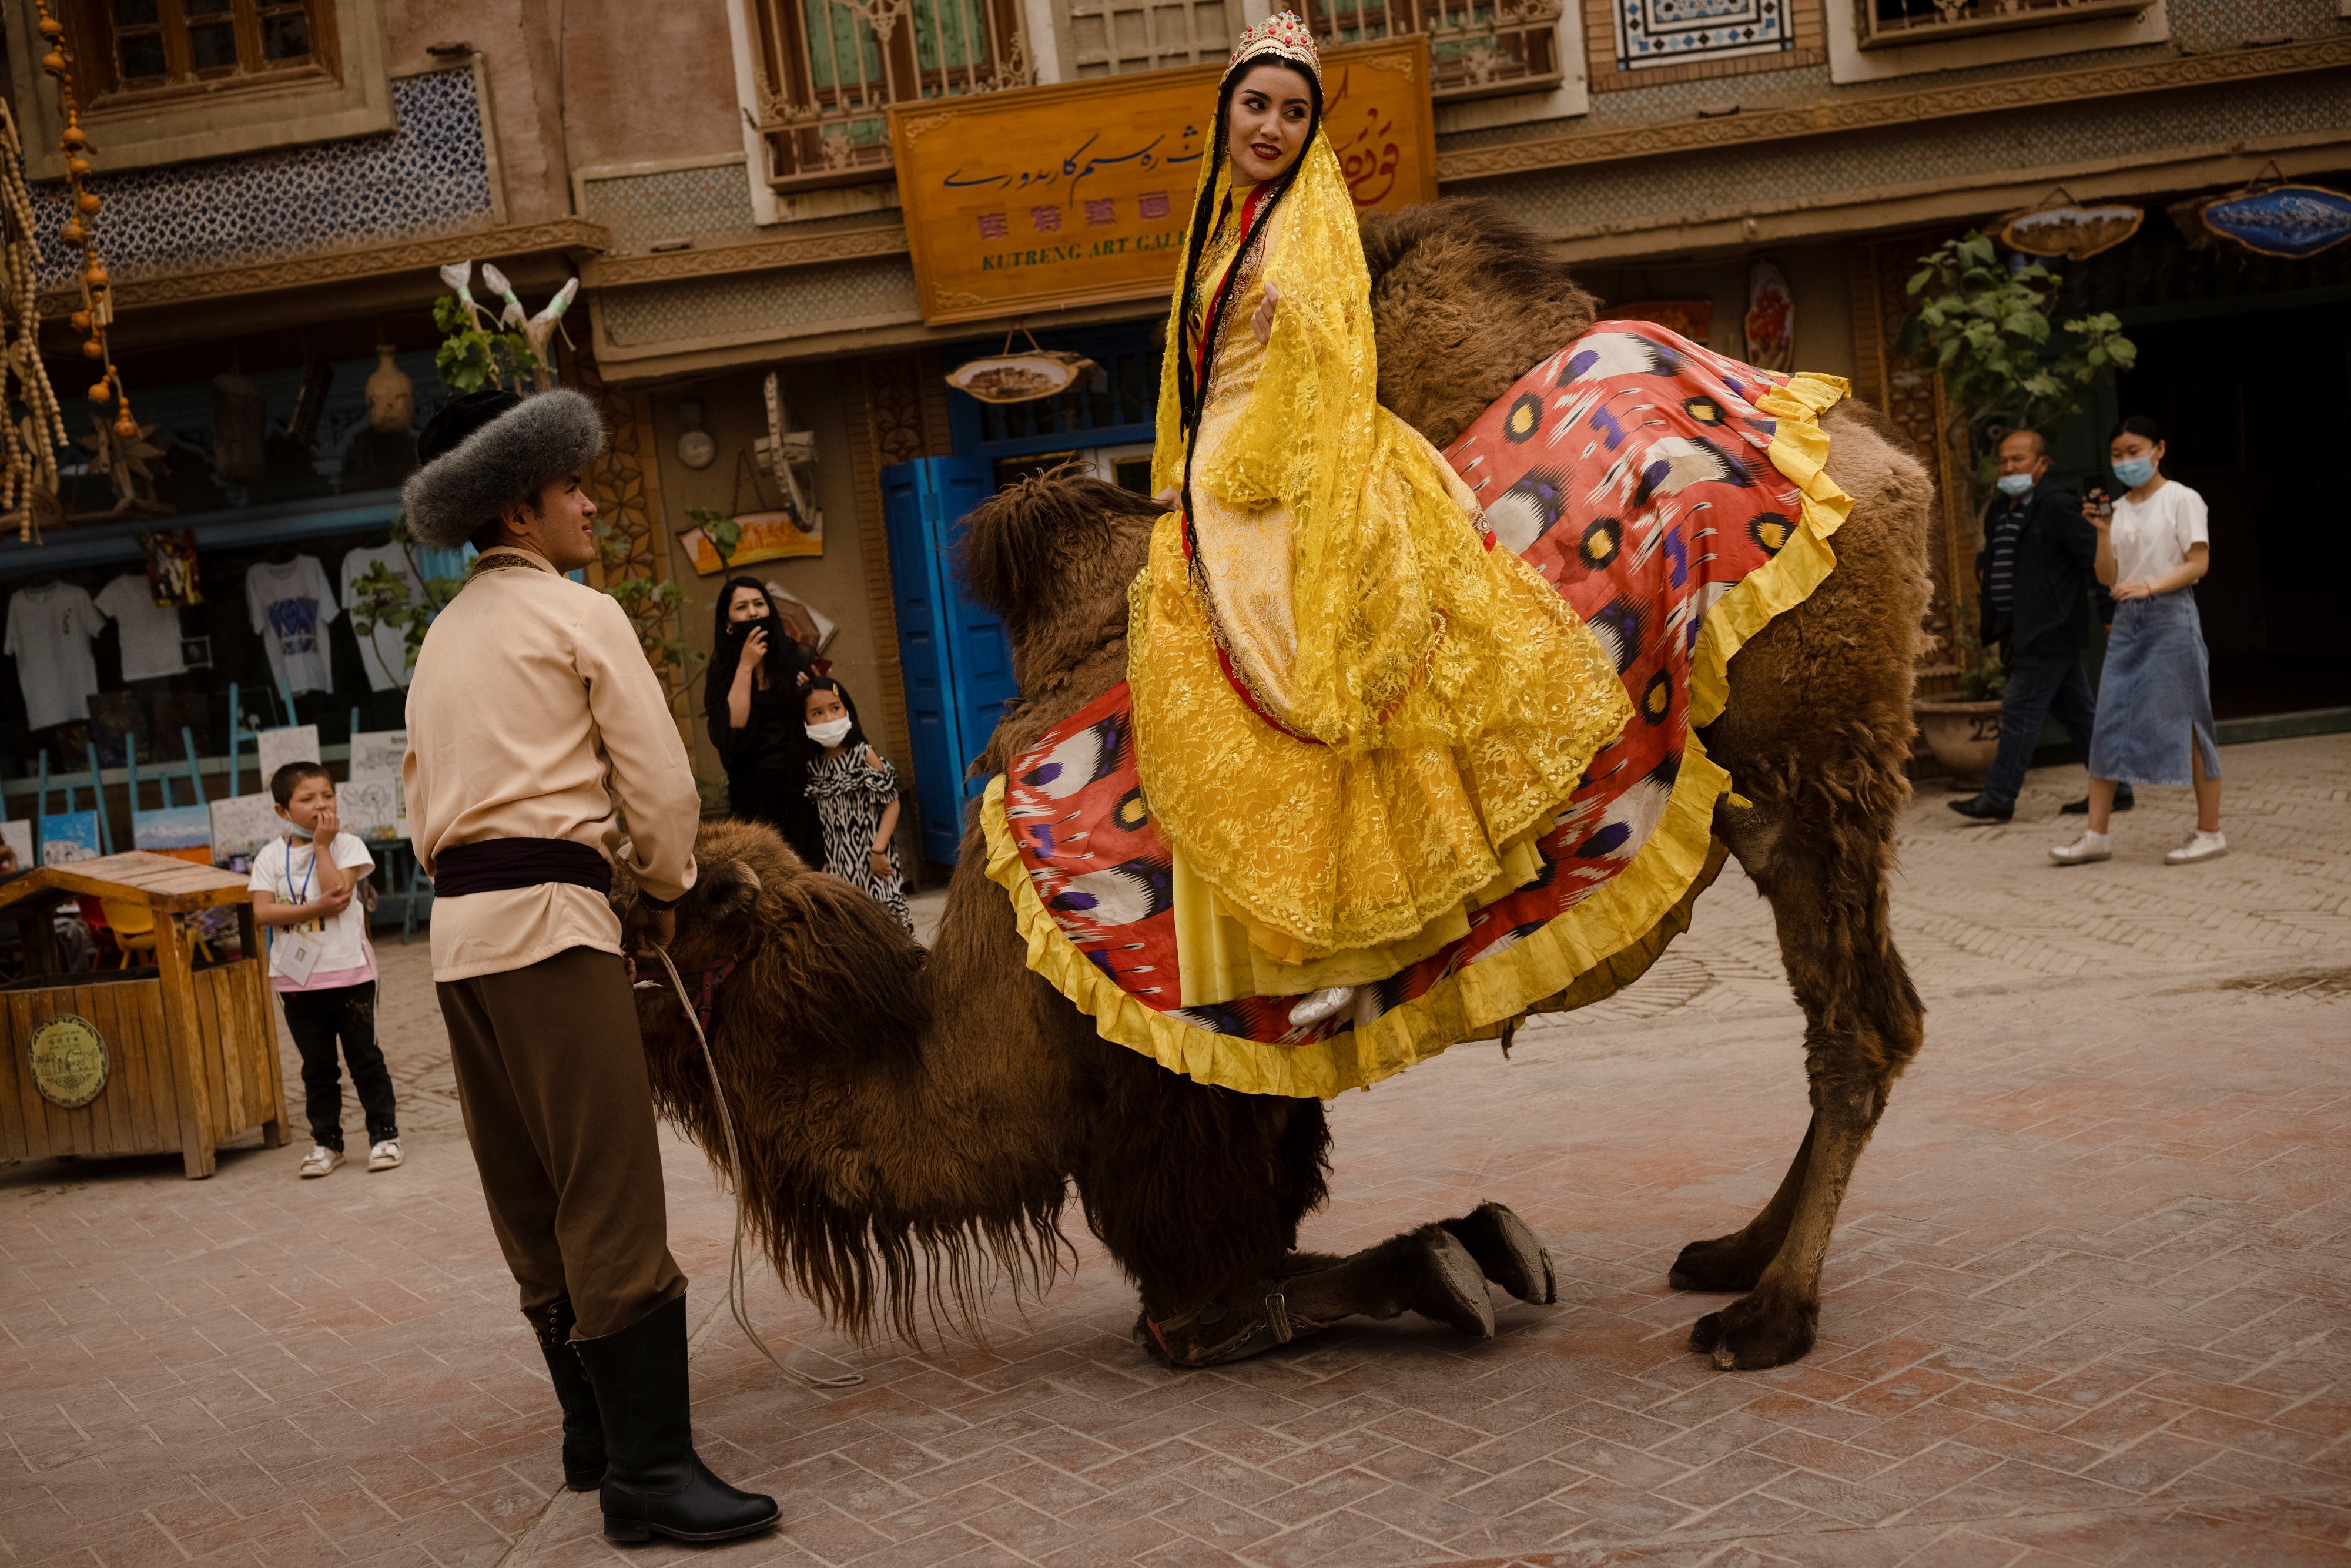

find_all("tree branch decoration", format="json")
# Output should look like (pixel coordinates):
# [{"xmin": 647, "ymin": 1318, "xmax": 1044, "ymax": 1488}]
[
  {"xmin": 32, "ymin": 3, "xmax": 140, "ymax": 475},
  {"xmin": 0, "ymin": 101, "xmax": 67, "ymax": 544}
]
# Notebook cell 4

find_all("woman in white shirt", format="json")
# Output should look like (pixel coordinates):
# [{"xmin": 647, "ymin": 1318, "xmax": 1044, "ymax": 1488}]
[{"xmin": 2052, "ymin": 416, "xmax": 2224, "ymax": 866}]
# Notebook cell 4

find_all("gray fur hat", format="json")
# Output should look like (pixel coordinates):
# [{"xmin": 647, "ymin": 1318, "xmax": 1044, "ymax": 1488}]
[{"xmin": 401, "ymin": 387, "xmax": 605, "ymax": 550}]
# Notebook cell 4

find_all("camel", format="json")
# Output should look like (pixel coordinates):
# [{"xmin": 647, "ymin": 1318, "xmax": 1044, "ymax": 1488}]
[{"xmin": 625, "ymin": 198, "xmax": 1934, "ymax": 1373}]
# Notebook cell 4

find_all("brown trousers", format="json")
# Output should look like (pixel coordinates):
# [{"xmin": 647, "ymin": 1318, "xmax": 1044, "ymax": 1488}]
[{"xmin": 438, "ymin": 945, "xmax": 686, "ymax": 1338}]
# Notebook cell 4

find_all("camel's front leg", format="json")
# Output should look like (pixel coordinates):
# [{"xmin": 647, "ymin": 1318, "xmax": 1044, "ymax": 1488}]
[{"xmin": 1680, "ymin": 796, "xmax": 1924, "ymax": 1370}]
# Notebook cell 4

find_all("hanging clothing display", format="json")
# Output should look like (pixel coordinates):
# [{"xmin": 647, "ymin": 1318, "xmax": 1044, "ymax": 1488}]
[
  {"xmin": 95, "ymin": 572, "xmax": 188, "ymax": 682},
  {"xmin": 4, "ymin": 581, "xmax": 103, "ymax": 730},
  {"xmin": 245, "ymin": 554, "xmax": 340, "ymax": 696},
  {"xmin": 339, "ymin": 542, "xmax": 421, "ymax": 692}
]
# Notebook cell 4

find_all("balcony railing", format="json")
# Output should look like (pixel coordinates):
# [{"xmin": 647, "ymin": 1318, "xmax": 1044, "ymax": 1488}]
[
  {"xmin": 746, "ymin": 0, "xmax": 1033, "ymax": 190},
  {"xmin": 1305, "ymin": 0, "xmax": 1566, "ymax": 100},
  {"xmin": 1859, "ymin": 0, "xmax": 2148, "ymax": 49}
]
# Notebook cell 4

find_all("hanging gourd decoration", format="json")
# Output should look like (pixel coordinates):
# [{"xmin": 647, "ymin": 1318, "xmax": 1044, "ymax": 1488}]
[
  {"xmin": 32, "ymin": 2, "xmax": 138, "ymax": 444},
  {"xmin": 0, "ymin": 99, "xmax": 68, "ymax": 543}
]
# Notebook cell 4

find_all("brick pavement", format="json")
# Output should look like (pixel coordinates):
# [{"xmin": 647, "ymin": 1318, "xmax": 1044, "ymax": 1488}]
[{"xmin": 4, "ymin": 735, "xmax": 2348, "ymax": 1568}]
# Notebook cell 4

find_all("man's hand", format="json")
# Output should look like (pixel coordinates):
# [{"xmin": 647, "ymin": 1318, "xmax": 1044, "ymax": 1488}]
[{"xmin": 1252, "ymin": 281, "xmax": 1281, "ymax": 346}]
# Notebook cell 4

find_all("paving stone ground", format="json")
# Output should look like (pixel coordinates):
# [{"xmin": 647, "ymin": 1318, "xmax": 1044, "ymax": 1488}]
[{"xmin": 5, "ymin": 735, "xmax": 2349, "ymax": 1568}]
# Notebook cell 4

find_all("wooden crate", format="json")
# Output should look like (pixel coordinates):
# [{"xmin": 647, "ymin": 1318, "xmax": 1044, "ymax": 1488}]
[{"xmin": 0, "ymin": 852, "xmax": 287, "ymax": 1178}]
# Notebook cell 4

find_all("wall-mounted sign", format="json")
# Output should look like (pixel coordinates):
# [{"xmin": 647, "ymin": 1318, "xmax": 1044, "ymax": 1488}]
[
  {"xmin": 1605, "ymin": 300, "xmax": 1712, "ymax": 343},
  {"xmin": 1744, "ymin": 260, "xmax": 1793, "ymax": 371},
  {"xmin": 2000, "ymin": 203, "xmax": 2142, "ymax": 260},
  {"xmin": 891, "ymin": 38, "xmax": 1438, "ymax": 327},
  {"xmin": 2193, "ymin": 184, "xmax": 2351, "ymax": 259},
  {"xmin": 29, "ymin": 1014, "xmax": 108, "ymax": 1109}
]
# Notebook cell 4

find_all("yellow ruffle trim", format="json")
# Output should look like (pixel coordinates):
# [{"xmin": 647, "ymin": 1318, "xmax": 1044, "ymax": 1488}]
[{"xmin": 980, "ymin": 371, "xmax": 1854, "ymax": 1098}]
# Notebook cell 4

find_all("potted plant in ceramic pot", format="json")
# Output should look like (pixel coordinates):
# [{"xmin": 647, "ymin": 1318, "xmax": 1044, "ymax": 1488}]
[
  {"xmin": 1914, "ymin": 626, "xmax": 2007, "ymax": 779},
  {"xmin": 1895, "ymin": 230, "xmax": 2134, "ymax": 768}
]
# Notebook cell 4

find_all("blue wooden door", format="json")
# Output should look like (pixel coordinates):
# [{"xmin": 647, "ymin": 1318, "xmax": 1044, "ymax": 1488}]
[{"xmin": 880, "ymin": 457, "xmax": 1016, "ymax": 863}]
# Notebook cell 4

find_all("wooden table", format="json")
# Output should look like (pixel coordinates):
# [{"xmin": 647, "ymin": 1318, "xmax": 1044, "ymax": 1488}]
[{"xmin": 0, "ymin": 852, "xmax": 286, "ymax": 1178}]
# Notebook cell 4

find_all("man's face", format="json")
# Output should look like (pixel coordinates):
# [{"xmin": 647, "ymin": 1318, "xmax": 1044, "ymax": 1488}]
[
  {"xmin": 498, "ymin": 473, "xmax": 599, "ymax": 571},
  {"xmin": 1997, "ymin": 434, "xmax": 2049, "ymax": 482}
]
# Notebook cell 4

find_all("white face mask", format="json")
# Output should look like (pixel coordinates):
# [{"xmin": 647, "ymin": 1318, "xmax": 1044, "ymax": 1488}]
[{"xmin": 806, "ymin": 716, "xmax": 853, "ymax": 748}]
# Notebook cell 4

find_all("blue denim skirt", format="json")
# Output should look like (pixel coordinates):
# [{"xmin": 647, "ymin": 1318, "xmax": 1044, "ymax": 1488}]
[{"xmin": 2088, "ymin": 591, "xmax": 2221, "ymax": 787}]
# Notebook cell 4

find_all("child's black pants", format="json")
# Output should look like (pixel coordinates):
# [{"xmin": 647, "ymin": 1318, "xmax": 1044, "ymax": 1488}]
[{"xmin": 280, "ymin": 981, "xmax": 397, "ymax": 1152}]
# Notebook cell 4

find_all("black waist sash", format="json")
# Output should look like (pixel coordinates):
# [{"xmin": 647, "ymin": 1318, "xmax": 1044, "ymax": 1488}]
[{"xmin": 434, "ymin": 838, "xmax": 612, "ymax": 899}]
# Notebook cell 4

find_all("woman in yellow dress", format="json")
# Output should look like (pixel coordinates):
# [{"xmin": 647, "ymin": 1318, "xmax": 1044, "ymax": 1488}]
[{"xmin": 1134, "ymin": 14, "xmax": 1632, "ymax": 1028}]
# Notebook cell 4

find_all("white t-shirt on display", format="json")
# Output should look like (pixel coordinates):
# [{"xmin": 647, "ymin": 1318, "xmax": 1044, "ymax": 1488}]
[
  {"xmin": 2109, "ymin": 480, "xmax": 2209, "ymax": 589},
  {"xmin": 248, "ymin": 829, "xmax": 377, "ymax": 991},
  {"xmin": 339, "ymin": 542, "xmax": 420, "ymax": 692},
  {"xmin": 4, "ymin": 582, "xmax": 103, "ymax": 730},
  {"xmin": 95, "ymin": 573, "xmax": 187, "ymax": 682},
  {"xmin": 245, "ymin": 555, "xmax": 340, "ymax": 696}
]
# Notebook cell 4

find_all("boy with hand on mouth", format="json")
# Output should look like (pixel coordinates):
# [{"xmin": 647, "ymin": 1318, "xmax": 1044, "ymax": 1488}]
[{"xmin": 250, "ymin": 760, "xmax": 400, "ymax": 1178}]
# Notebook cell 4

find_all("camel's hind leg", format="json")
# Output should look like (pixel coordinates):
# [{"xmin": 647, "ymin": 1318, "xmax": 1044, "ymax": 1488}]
[{"xmin": 1672, "ymin": 397, "xmax": 1933, "ymax": 1369}]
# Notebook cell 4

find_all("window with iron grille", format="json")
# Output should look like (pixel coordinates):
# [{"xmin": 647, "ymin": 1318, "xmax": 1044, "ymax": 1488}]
[
  {"xmin": 1304, "ymin": 0, "xmax": 1563, "ymax": 100},
  {"xmin": 1858, "ymin": 0, "xmax": 2146, "ymax": 48},
  {"xmin": 69, "ymin": 0, "xmax": 336, "ymax": 104},
  {"xmin": 1054, "ymin": 0, "xmax": 1238, "ymax": 78},
  {"xmin": 745, "ymin": 0, "xmax": 1034, "ymax": 190}
]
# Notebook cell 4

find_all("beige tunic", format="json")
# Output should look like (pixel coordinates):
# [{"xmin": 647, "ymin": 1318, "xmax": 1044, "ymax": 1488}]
[{"xmin": 403, "ymin": 547, "xmax": 699, "ymax": 981}]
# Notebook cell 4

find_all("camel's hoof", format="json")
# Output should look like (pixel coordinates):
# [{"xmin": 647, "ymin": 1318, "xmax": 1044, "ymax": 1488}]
[
  {"xmin": 1443, "ymin": 1202, "xmax": 1557, "ymax": 1305},
  {"xmin": 1668, "ymin": 1233, "xmax": 1771, "ymax": 1294},
  {"xmin": 1688, "ymin": 1291, "xmax": 1817, "ymax": 1369},
  {"xmin": 1414, "ymin": 1229, "xmax": 1498, "ymax": 1339}
]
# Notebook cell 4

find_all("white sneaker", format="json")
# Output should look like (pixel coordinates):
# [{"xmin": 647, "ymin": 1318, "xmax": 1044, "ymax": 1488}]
[
  {"xmin": 366, "ymin": 1140, "xmax": 404, "ymax": 1172},
  {"xmin": 299, "ymin": 1145, "xmax": 343, "ymax": 1178},
  {"xmin": 2165, "ymin": 831, "xmax": 2227, "ymax": 865},
  {"xmin": 2049, "ymin": 830, "xmax": 2111, "ymax": 866},
  {"xmin": 1288, "ymin": 986, "xmax": 1356, "ymax": 1027}
]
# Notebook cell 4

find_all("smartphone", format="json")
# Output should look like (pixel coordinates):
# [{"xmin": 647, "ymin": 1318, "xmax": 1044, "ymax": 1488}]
[{"xmin": 2087, "ymin": 487, "xmax": 2112, "ymax": 520}]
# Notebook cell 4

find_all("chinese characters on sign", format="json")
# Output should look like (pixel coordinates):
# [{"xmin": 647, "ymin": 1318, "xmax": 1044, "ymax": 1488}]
[{"xmin": 892, "ymin": 39, "xmax": 1436, "ymax": 326}]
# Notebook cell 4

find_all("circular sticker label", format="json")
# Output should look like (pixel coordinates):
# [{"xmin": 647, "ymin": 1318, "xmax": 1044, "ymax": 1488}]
[{"xmin": 29, "ymin": 1014, "xmax": 109, "ymax": 1110}]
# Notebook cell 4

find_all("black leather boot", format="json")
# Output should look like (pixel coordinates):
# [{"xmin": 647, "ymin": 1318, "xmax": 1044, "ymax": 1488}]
[
  {"xmin": 525, "ymin": 1296, "xmax": 605, "ymax": 1492},
  {"xmin": 571, "ymin": 1294, "xmax": 778, "ymax": 1544}
]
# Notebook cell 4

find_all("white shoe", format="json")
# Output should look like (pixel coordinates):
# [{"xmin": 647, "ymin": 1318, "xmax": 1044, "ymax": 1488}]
[
  {"xmin": 366, "ymin": 1139, "xmax": 404, "ymax": 1172},
  {"xmin": 299, "ymin": 1145, "xmax": 343, "ymax": 1178},
  {"xmin": 2165, "ymin": 831, "xmax": 2227, "ymax": 865},
  {"xmin": 2049, "ymin": 831, "xmax": 2111, "ymax": 866},
  {"xmin": 1288, "ymin": 986, "xmax": 1356, "ymax": 1027}
]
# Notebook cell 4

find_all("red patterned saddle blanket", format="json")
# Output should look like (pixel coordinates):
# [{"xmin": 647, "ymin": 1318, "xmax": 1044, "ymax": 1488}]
[{"xmin": 980, "ymin": 321, "xmax": 1850, "ymax": 1096}]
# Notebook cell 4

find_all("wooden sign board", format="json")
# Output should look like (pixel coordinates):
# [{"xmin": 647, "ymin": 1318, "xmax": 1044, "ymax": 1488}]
[{"xmin": 892, "ymin": 38, "xmax": 1436, "ymax": 326}]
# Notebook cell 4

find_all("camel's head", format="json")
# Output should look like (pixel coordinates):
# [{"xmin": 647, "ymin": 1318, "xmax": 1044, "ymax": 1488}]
[
  {"xmin": 957, "ymin": 467, "xmax": 1162, "ymax": 692},
  {"xmin": 1358, "ymin": 196, "xmax": 1599, "ymax": 448}
]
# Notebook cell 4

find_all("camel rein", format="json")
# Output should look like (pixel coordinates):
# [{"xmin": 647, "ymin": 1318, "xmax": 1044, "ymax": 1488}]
[{"xmin": 649, "ymin": 942, "xmax": 862, "ymax": 1392}]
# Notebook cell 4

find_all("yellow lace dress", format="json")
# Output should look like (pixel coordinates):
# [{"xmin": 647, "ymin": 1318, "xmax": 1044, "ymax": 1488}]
[{"xmin": 1131, "ymin": 134, "xmax": 1632, "ymax": 1008}]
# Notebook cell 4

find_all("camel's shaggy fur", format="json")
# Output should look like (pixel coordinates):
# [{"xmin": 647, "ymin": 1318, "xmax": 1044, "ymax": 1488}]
[{"xmin": 641, "ymin": 198, "xmax": 1934, "ymax": 1371}]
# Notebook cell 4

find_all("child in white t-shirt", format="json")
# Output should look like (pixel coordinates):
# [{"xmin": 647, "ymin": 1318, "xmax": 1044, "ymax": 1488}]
[{"xmin": 250, "ymin": 762, "xmax": 401, "ymax": 1178}]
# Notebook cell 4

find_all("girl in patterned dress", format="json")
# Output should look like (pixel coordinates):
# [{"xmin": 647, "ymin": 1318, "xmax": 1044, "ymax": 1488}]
[{"xmin": 801, "ymin": 677, "xmax": 913, "ymax": 934}]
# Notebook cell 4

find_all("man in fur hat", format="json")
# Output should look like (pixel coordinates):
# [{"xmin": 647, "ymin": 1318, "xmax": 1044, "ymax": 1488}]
[{"xmin": 400, "ymin": 388, "xmax": 776, "ymax": 1545}]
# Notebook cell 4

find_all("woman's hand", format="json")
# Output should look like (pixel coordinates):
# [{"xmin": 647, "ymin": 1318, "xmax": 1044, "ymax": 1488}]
[
  {"xmin": 734, "ymin": 626, "xmax": 768, "ymax": 681},
  {"xmin": 866, "ymin": 846, "xmax": 894, "ymax": 881},
  {"xmin": 1251, "ymin": 282, "xmax": 1281, "ymax": 346},
  {"xmin": 2081, "ymin": 500, "xmax": 2109, "ymax": 529},
  {"xmin": 2112, "ymin": 579, "xmax": 2155, "ymax": 601},
  {"xmin": 1151, "ymin": 485, "xmax": 1180, "ymax": 512}
]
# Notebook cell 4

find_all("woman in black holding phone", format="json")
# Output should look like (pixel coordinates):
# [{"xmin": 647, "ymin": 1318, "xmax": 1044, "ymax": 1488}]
[{"xmin": 706, "ymin": 576, "xmax": 821, "ymax": 864}]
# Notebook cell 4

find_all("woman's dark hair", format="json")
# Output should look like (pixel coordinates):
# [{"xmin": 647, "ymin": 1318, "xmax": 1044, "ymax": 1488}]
[
  {"xmin": 703, "ymin": 575, "xmax": 802, "ymax": 718},
  {"xmin": 2108, "ymin": 414, "xmax": 2165, "ymax": 446},
  {"xmin": 1171, "ymin": 56, "xmax": 1324, "ymax": 536},
  {"xmin": 801, "ymin": 675, "xmax": 869, "ymax": 754}
]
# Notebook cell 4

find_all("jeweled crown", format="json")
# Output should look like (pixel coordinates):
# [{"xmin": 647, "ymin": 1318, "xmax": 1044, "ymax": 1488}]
[{"xmin": 1228, "ymin": 11, "xmax": 1321, "ymax": 84}]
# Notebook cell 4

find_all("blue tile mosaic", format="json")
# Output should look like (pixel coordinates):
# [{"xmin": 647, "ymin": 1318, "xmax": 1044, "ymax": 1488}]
[
  {"xmin": 29, "ymin": 68, "xmax": 493, "ymax": 290},
  {"xmin": 1612, "ymin": 0, "xmax": 1789, "ymax": 71}
]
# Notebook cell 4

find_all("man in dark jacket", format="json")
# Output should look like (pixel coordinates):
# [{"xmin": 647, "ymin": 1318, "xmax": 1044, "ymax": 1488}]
[{"xmin": 1950, "ymin": 430, "xmax": 2133, "ymax": 822}]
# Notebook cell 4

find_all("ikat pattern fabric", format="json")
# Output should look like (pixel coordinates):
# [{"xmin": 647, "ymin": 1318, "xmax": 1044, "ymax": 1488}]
[
  {"xmin": 997, "ymin": 321, "xmax": 1810, "ymax": 1054},
  {"xmin": 31, "ymin": 69, "xmax": 492, "ymax": 289},
  {"xmin": 1611, "ymin": 0, "xmax": 1789, "ymax": 71}
]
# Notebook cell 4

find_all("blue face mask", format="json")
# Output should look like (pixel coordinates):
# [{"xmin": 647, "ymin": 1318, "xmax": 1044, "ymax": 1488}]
[
  {"xmin": 2112, "ymin": 455, "xmax": 2157, "ymax": 489},
  {"xmin": 1994, "ymin": 473, "xmax": 2034, "ymax": 497}
]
